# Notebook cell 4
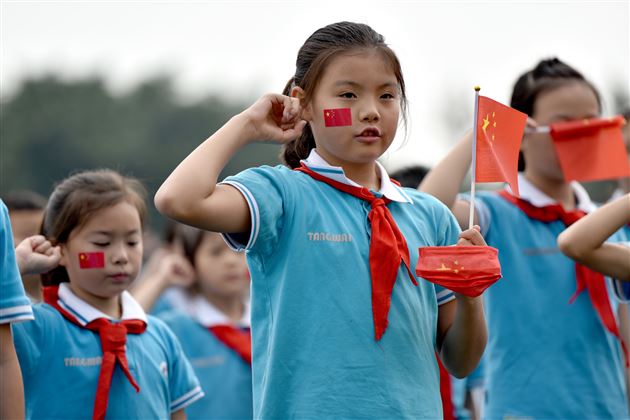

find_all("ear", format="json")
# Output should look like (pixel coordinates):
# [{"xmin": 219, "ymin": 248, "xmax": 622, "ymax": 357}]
[
  {"xmin": 290, "ymin": 86, "xmax": 313, "ymax": 121},
  {"xmin": 58, "ymin": 244, "xmax": 68, "ymax": 267}
]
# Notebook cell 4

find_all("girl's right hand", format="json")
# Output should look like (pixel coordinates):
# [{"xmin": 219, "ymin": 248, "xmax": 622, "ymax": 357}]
[{"xmin": 241, "ymin": 93, "xmax": 308, "ymax": 143}]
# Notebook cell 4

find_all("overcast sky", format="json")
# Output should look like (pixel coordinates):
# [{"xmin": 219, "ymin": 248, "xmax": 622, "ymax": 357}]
[{"xmin": 2, "ymin": 0, "xmax": 628, "ymax": 169}]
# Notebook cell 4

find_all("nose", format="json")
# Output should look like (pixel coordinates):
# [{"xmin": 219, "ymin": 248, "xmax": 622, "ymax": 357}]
[
  {"xmin": 110, "ymin": 243, "xmax": 129, "ymax": 266},
  {"xmin": 358, "ymin": 98, "xmax": 380, "ymax": 123}
]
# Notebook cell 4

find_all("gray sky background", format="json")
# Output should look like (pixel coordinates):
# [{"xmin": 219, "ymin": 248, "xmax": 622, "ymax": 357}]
[{"xmin": 2, "ymin": 0, "xmax": 628, "ymax": 170}]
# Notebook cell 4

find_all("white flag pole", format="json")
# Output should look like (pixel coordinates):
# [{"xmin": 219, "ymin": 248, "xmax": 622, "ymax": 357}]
[{"xmin": 469, "ymin": 87, "xmax": 481, "ymax": 230}]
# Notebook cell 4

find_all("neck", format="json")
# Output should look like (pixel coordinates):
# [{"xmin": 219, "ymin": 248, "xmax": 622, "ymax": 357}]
[
  {"xmin": 24, "ymin": 275, "xmax": 42, "ymax": 302},
  {"xmin": 342, "ymin": 162, "xmax": 381, "ymax": 191},
  {"xmin": 524, "ymin": 170, "xmax": 576, "ymax": 210},
  {"xmin": 202, "ymin": 292, "xmax": 244, "ymax": 325},
  {"xmin": 68, "ymin": 283, "xmax": 123, "ymax": 319}
]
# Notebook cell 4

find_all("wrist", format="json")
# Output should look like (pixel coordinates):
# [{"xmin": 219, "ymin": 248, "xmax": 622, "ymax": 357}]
[{"xmin": 230, "ymin": 112, "xmax": 258, "ymax": 146}]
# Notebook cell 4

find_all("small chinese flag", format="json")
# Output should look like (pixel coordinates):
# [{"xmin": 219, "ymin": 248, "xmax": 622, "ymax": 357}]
[
  {"xmin": 416, "ymin": 246, "xmax": 502, "ymax": 297},
  {"xmin": 550, "ymin": 116, "xmax": 630, "ymax": 182},
  {"xmin": 476, "ymin": 96, "xmax": 528, "ymax": 196},
  {"xmin": 324, "ymin": 108, "xmax": 352, "ymax": 127},
  {"xmin": 78, "ymin": 252, "xmax": 105, "ymax": 269}
]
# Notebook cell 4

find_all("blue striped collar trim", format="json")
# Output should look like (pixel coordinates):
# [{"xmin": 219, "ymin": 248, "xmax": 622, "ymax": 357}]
[
  {"xmin": 58, "ymin": 283, "xmax": 147, "ymax": 325},
  {"xmin": 302, "ymin": 149, "xmax": 413, "ymax": 204}
]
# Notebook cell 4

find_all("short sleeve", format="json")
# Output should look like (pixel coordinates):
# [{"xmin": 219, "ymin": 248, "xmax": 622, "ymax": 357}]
[
  {"xmin": 0, "ymin": 200, "xmax": 33, "ymax": 324},
  {"xmin": 219, "ymin": 166, "xmax": 288, "ymax": 258},
  {"xmin": 153, "ymin": 318, "xmax": 205, "ymax": 412}
]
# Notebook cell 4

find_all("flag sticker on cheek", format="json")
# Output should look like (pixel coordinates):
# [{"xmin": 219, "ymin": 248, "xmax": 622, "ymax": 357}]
[
  {"xmin": 324, "ymin": 108, "xmax": 352, "ymax": 127},
  {"xmin": 78, "ymin": 252, "xmax": 105, "ymax": 269}
]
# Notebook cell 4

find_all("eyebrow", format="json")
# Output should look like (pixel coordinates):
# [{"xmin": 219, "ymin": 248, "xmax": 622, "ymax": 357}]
[
  {"xmin": 334, "ymin": 80, "xmax": 398, "ymax": 89},
  {"xmin": 91, "ymin": 230, "xmax": 140, "ymax": 236}
]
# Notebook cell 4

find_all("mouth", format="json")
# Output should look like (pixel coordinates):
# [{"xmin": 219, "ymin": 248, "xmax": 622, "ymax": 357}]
[
  {"xmin": 356, "ymin": 127, "xmax": 382, "ymax": 142},
  {"xmin": 108, "ymin": 273, "xmax": 130, "ymax": 282}
]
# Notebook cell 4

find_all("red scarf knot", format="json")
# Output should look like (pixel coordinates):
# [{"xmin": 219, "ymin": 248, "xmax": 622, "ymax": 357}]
[{"xmin": 296, "ymin": 163, "xmax": 417, "ymax": 341}]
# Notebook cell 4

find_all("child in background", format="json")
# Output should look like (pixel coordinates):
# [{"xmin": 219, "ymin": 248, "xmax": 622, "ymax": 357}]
[
  {"xmin": 12, "ymin": 169, "xmax": 203, "ymax": 419},
  {"xmin": 159, "ymin": 225, "xmax": 252, "ymax": 419},
  {"xmin": 4, "ymin": 190, "xmax": 48, "ymax": 302},
  {"xmin": 155, "ymin": 21, "xmax": 487, "ymax": 418},
  {"xmin": 420, "ymin": 58, "xmax": 628, "ymax": 418}
]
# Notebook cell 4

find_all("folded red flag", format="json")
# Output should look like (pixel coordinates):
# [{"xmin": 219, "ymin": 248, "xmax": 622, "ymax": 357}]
[
  {"xmin": 416, "ymin": 246, "xmax": 502, "ymax": 297},
  {"xmin": 324, "ymin": 108, "xmax": 352, "ymax": 127},
  {"xmin": 549, "ymin": 115, "xmax": 630, "ymax": 182},
  {"xmin": 475, "ymin": 96, "xmax": 528, "ymax": 196},
  {"xmin": 79, "ymin": 252, "xmax": 105, "ymax": 269}
]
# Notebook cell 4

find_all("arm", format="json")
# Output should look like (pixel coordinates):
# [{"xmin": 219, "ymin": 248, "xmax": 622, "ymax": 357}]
[
  {"xmin": 129, "ymin": 249, "xmax": 195, "ymax": 312},
  {"xmin": 154, "ymin": 94, "xmax": 306, "ymax": 233},
  {"xmin": 171, "ymin": 409, "xmax": 186, "ymax": 420},
  {"xmin": 557, "ymin": 193, "xmax": 630, "ymax": 280},
  {"xmin": 619, "ymin": 304, "xmax": 630, "ymax": 409},
  {"xmin": 419, "ymin": 131, "xmax": 476, "ymax": 229},
  {"xmin": 0, "ymin": 324, "xmax": 25, "ymax": 420},
  {"xmin": 437, "ymin": 227, "xmax": 488, "ymax": 378}
]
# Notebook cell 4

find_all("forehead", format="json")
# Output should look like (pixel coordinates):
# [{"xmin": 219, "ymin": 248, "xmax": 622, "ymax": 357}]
[
  {"xmin": 319, "ymin": 49, "xmax": 399, "ymax": 87},
  {"xmin": 76, "ymin": 201, "xmax": 141, "ymax": 235},
  {"xmin": 533, "ymin": 81, "xmax": 600, "ymax": 121}
]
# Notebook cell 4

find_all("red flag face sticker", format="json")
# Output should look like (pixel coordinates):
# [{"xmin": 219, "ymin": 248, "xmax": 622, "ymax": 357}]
[
  {"xmin": 78, "ymin": 252, "xmax": 105, "ymax": 269},
  {"xmin": 324, "ymin": 108, "xmax": 352, "ymax": 127}
]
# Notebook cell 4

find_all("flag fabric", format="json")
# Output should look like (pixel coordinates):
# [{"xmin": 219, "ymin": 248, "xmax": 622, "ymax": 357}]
[
  {"xmin": 549, "ymin": 116, "xmax": 630, "ymax": 182},
  {"xmin": 475, "ymin": 96, "xmax": 528, "ymax": 196},
  {"xmin": 416, "ymin": 246, "xmax": 502, "ymax": 297},
  {"xmin": 324, "ymin": 108, "xmax": 352, "ymax": 127},
  {"xmin": 79, "ymin": 252, "xmax": 105, "ymax": 269}
]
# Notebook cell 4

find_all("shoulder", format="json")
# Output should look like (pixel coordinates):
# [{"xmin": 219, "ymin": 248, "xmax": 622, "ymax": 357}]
[
  {"xmin": 157, "ymin": 311, "xmax": 199, "ymax": 332},
  {"xmin": 403, "ymin": 188, "xmax": 457, "ymax": 218}
]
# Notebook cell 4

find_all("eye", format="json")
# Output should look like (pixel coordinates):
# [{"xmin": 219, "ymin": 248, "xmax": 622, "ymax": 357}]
[
  {"xmin": 127, "ymin": 241, "xmax": 139, "ymax": 247},
  {"xmin": 93, "ymin": 242, "xmax": 109, "ymax": 247},
  {"xmin": 381, "ymin": 93, "xmax": 395, "ymax": 100},
  {"xmin": 339, "ymin": 92, "xmax": 356, "ymax": 99}
]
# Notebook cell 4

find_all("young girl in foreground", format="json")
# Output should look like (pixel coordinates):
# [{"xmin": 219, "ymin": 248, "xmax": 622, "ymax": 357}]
[
  {"xmin": 12, "ymin": 170, "xmax": 203, "ymax": 419},
  {"xmin": 156, "ymin": 21, "xmax": 487, "ymax": 418},
  {"xmin": 420, "ymin": 58, "xmax": 629, "ymax": 418}
]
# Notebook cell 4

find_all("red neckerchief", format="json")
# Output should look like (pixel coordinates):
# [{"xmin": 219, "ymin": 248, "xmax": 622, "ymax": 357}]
[
  {"xmin": 295, "ymin": 163, "xmax": 417, "ymax": 340},
  {"xmin": 499, "ymin": 190, "xmax": 629, "ymax": 366},
  {"xmin": 43, "ymin": 286, "xmax": 147, "ymax": 420},
  {"xmin": 208, "ymin": 325, "xmax": 252, "ymax": 365}
]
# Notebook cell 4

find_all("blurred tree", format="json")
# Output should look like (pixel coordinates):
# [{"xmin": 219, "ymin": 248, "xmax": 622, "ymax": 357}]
[{"xmin": 0, "ymin": 76, "xmax": 281, "ymax": 229}]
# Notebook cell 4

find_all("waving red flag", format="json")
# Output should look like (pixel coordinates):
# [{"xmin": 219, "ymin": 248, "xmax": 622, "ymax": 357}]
[
  {"xmin": 550, "ymin": 116, "xmax": 630, "ymax": 182},
  {"xmin": 416, "ymin": 246, "xmax": 502, "ymax": 297},
  {"xmin": 475, "ymin": 96, "xmax": 528, "ymax": 196}
]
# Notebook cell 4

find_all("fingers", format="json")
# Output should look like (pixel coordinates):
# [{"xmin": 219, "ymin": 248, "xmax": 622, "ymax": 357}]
[{"xmin": 457, "ymin": 225, "xmax": 487, "ymax": 246}]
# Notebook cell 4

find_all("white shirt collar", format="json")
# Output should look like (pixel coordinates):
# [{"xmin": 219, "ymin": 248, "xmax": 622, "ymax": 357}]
[
  {"xmin": 301, "ymin": 149, "xmax": 413, "ymax": 204},
  {"xmin": 57, "ymin": 282, "xmax": 148, "ymax": 326},
  {"xmin": 512, "ymin": 173, "xmax": 597, "ymax": 213},
  {"xmin": 189, "ymin": 295, "xmax": 251, "ymax": 328}
]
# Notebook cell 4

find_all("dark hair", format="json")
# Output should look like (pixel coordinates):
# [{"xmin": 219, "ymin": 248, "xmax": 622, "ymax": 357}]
[
  {"xmin": 511, "ymin": 58, "xmax": 601, "ymax": 171},
  {"xmin": 281, "ymin": 21, "xmax": 408, "ymax": 168},
  {"xmin": 2, "ymin": 190, "xmax": 47, "ymax": 211},
  {"xmin": 41, "ymin": 169, "xmax": 147, "ymax": 285},
  {"xmin": 390, "ymin": 165, "xmax": 430, "ymax": 188}
]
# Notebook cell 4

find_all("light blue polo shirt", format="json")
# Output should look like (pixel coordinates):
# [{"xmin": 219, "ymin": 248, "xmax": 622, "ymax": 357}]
[
  {"xmin": 160, "ymin": 296, "xmax": 253, "ymax": 419},
  {"xmin": 0, "ymin": 199, "xmax": 33, "ymax": 324},
  {"xmin": 12, "ymin": 283, "xmax": 204, "ymax": 419},
  {"xmin": 220, "ymin": 150, "xmax": 459, "ymax": 419},
  {"xmin": 469, "ymin": 175, "xmax": 628, "ymax": 419}
]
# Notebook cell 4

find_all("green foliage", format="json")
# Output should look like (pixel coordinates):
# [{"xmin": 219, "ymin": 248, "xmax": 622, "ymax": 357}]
[{"xmin": 0, "ymin": 76, "xmax": 282, "ymax": 229}]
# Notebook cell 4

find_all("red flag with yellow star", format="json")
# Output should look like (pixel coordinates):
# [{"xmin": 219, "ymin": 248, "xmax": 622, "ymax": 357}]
[
  {"xmin": 416, "ymin": 246, "xmax": 502, "ymax": 297},
  {"xmin": 475, "ymin": 96, "xmax": 527, "ymax": 196},
  {"xmin": 324, "ymin": 108, "xmax": 352, "ymax": 127},
  {"xmin": 550, "ymin": 115, "xmax": 630, "ymax": 182},
  {"xmin": 78, "ymin": 252, "xmax": 105, "ymax": 269}
]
